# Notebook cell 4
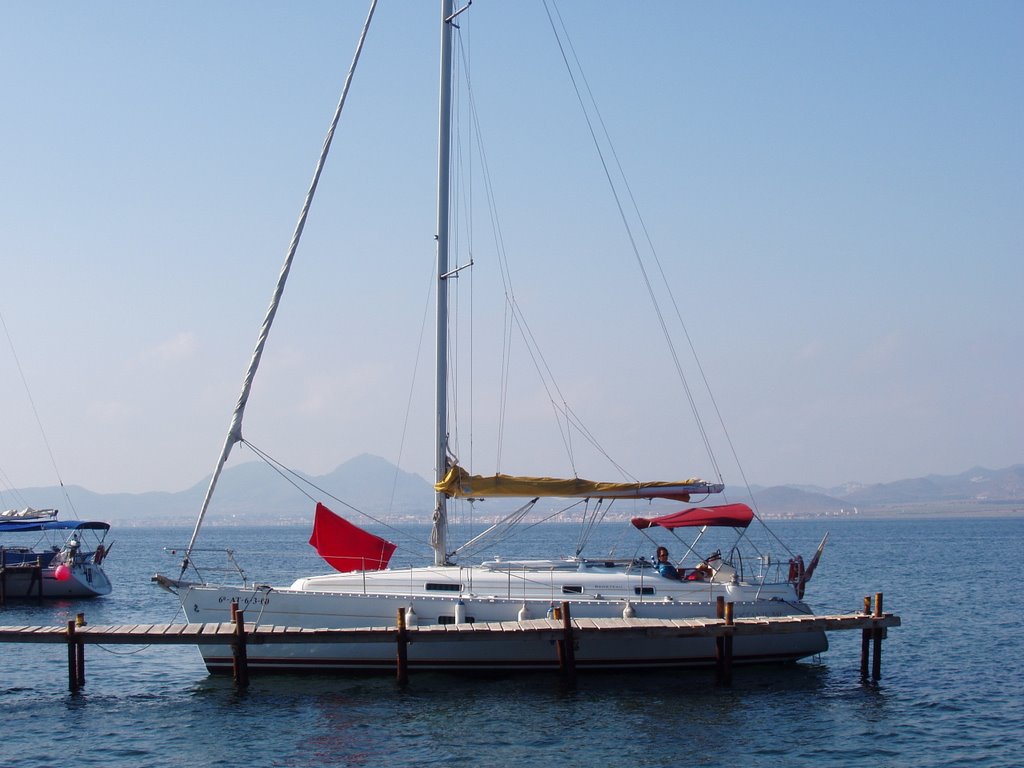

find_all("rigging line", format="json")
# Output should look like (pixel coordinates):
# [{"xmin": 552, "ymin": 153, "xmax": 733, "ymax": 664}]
[
  {"xmin": 550, "ymin": 9, "xmax": 775, "ymax": 539},
  {"xmin": 575, "ymin": 498, "xmax": 610, "ymax": 556},
  {"xmin": 455, "ymin": 38, "xmax": 513, "ymax": 472},
  {"xmin": 241, "ymin": 441, "xmax": 432, "ymax": 555},
  {"xmin": 453, "ymin": 33, "xmax": 536, "ymax": 475},
  {"xmin": 182, "ymin": 0, "xmax": 379, "ymax": 576},
  {"xmin": 454, "ymin": 30, "xmax": 477, "ymax": 480},
  {"xmin": 0, "ymin": 310, "xmax": 77, "ymax": 518},
  {"xmin": 542, "ymin": 0, "xmax": 720, "ymax": 479},
  {"xmin": 390, "ymin": 258, "xmax": 437, "ymax": 515},
  {"xmin": 449, "ymin": 497, "xmax": 536, "ymax": 558},
  {"xmin": 506, "ymin": 301, "xmax": 635, "ymax": 479},
  {"xmin": 459, "ymin": 497, "xmax": 586, "ymax": 561},
  {"xmin": 552, "ymin": 4, "xmax": 733, "ymax": 489},
  {"xmin": 456, "ymin": 23, "xmax": 607, "ymax": 479},
  {"xmin": 0, "ymin": 465, "xmax": 28, "ymax": 510}
]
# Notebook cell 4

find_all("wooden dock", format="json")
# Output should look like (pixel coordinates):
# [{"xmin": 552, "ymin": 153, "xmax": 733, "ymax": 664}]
[{"xmin": 0, "ymin": 594, "xmax": 899, "ymax": 691}]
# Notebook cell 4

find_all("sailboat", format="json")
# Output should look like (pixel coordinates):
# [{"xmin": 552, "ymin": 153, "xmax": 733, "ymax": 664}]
[
  {"xmin": 157, "ymin": 1, "xmax": 828, "ymax": 673},
  {"xmin": 0, "ymin": 508, "xmax": 112, "ymax": 599},
  {"xmin": 0, "ymin": 310, "xmax": 114, "ymax": 600}
]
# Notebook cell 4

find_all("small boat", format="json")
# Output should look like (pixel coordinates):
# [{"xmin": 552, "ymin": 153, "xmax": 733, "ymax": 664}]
[
  {"xmin": 0, "ymin": 507, "xmax": 112, "ymax": 599},
  {"xmin": 158, "ymin": 2, "xmax": 829, "ymax": 674}
]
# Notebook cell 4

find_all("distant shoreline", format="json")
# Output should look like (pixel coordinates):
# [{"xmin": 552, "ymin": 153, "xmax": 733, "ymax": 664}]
[{"xmin": 115, "ymin": 507, "xmax": 1024, "ymax": 528}]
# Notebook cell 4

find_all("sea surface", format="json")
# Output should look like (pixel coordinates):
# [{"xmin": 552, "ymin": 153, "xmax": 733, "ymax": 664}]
[{"xmin": 0, "ymin": 516, "xmax": 1021, "ymax": 767}]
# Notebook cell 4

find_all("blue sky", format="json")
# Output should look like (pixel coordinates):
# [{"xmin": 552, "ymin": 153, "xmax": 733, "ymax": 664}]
[{"xmin": 1, "ymin": 1, "xmax": 1021, "ymax": 496}]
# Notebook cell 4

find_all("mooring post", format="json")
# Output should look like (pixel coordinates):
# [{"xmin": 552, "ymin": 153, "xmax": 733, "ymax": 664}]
[
  {"xmin": 722, "ymin": 601, "xmax": 734, "ymax": 686},
  {"xmin": 0, "ymin": 546, "xmax": 7, "ymax": 607},
  {"xmin": 872, "ymin": 592, "xmax": 884, "ymax": 681},
  {"xmin": 232, "ymin": 605, "xmax": 249, "ymax": 688},
  {"xmin": 560, "ymin": 601, "xmax": 577, "ymax": 686},
  {"xmin": 396, "ymin": 607, "xmax": 409, "ymax": 687},
  {"xmin": 66, "ymin": 619, "xmax": 80, "ymax": 692},
  {"xmin": 860, "ymin": 595, "xmax": 871, "ymax": 679},
  {"xmin": 74, "ymin": 612, "xmax": 86, "ymax": 687},
  {"xmin": 715, "ymin": 596, "xmax": 726, "ymax": 683}
]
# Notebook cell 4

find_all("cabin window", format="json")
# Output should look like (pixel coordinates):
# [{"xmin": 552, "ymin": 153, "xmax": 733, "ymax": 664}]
[
  {"xmin": 634, "ymin": 586, "xmax": 655, "ymax": 596},
  {"xmin": 561, "ymin": 585, "xmax": 584, "ymax": 594},
  {"xmin": 438, "ymin": 615, "xmax": 475, "ymax": 625},
  {"xmin": 424, "ymin": 582, "xmax": 461, "ymax": 592}
]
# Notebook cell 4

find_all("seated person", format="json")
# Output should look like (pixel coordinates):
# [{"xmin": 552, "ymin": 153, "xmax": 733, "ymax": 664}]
[
  {"xmin": 655, "ymin": 546, "xmax": 681, "ymax": 579},
  {"xmin": 685, "ymin": 561, "xmax": 715, "ymax": 581}
]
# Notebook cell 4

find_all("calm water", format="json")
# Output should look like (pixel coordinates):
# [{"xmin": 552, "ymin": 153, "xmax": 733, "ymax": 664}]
[{"xmin": 1, "ymin": 517, "xmax": 1021, "ymax": 767}]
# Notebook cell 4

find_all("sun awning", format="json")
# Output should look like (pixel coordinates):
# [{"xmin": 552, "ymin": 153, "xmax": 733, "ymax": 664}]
[
  {"xmin": 434, "ymin": 464, "xmax": 724, "ymax": 502},
  {"xmin": 308, "ymin": 503, "xmax": 396, "ymax": 573},
  {"xmin": 631, "ymin": 503, "xmax": 754, "ymax": 530},
  {"xmin": 0, "ymin": 520, "xmax": 110, "ymax": 533}
]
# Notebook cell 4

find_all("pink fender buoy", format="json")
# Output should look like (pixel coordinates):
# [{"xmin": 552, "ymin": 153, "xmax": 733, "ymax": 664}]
[{"xmin": 54, "ymin": 564, "xmax": 72, "ymax": 581}]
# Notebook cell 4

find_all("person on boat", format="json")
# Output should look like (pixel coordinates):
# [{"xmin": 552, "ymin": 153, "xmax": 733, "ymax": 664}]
[
  {"xmin": 655, "ymin": 547, "xmax": 681, "ymax": 579},
  {"xmin": 685, "ymin": 561, "xmax": 715, "ymax": 581},
  {"xmin": 656, "ymin": 547, "xmax": 714, "ymax": 581}
]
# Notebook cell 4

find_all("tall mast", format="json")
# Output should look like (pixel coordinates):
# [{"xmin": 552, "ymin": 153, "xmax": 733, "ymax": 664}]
[{"xmin": 431, "ymin": 0, "xmax": 455, "ymax": 566}]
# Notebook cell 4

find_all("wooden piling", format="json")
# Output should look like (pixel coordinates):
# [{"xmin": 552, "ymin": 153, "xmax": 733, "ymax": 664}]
[
  {"xmin": 860, "ymin": 594, "xmax": 886, "ymax": 681},
  {"xmin": 66, "ymin": 620, "xmax": 80, "ymax": 691},
  {"xmin": 396, "ymin": 607, "xmax": 409, "ymax": 686},
  {"xmin": 871, "ymin": 593, "xmax": 884, "ymax": 681},
  {"xmin": 76, "ymin": 634, "xmax": 85, "ymax": 688},
  {"xmin": 722, "ymin": 601, "xmax": 734, "ymax": 685},
  {"xmin": 559, "ymin": 601, "xmax": 577, "ymax": 686},
  {"xmin": 0, "ymin": 547, "xmax": 6, "ymax": 606},
  {"xmin": 860, "ymin": 634, "xmax": 870, "ymax": 677},
  {"xmin": 231, "ymin": 604, "xmax": 249, "ymax": 688},
  {"xmin": 715, "ymin": 596, "xmax": 726, "ymax": 683}
]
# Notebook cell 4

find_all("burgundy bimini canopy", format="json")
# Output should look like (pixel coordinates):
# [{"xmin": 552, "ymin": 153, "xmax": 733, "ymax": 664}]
[{"xmin": 631, "ymin": 503, "xmax": 753, "ymax": 530}]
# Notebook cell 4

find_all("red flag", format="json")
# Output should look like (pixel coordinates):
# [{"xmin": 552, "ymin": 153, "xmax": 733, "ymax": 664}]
[{"xmin": 308, "ymin": 503, "xmax": 396, "ymax": 573}]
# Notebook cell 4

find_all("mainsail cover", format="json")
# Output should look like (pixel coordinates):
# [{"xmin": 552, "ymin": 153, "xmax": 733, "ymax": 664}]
[
  {"xmin": 631, "ymin": 503, "xmax": 753, "ymax": 530},
  {"xmin": 308, "ymin": 503, "xmax": 396, "ymax": 573},
  {"xmin": 434, "ymin": 464, "xmax": 724, "ymax": 501}
]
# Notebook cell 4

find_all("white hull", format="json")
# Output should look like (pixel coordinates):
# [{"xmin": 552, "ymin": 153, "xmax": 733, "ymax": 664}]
[{"xmin": 177, "ymin": 562, "xmax": 827, "ymax": 673}]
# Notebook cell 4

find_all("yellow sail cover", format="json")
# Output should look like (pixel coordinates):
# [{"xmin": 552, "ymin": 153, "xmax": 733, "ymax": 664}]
[{"xmin": 434, "ymin": 464, "xmax": 724, "ymax": 501}]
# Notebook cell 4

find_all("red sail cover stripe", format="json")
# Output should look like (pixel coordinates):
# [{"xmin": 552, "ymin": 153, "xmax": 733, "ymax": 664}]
[
  {"xmin": 631, "ymin": 503, "xmax": 754, "ymax": 530},
  {"xmin": 308, "ymin": 503, "xmax": 396, "ymax": 572}
]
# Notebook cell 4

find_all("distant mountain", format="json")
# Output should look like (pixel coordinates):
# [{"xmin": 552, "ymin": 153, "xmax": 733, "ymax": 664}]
[
  {"xmin": 2, "ymin": 458, "xmax": 1020, "ymax": 526},
  {"xmin": 748, "ymin": 464, "xmax": 1024, "ymax": 518},
  {"xmin": 1, "ymin": 453, "xmax": 434, "ymax": 527}
]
